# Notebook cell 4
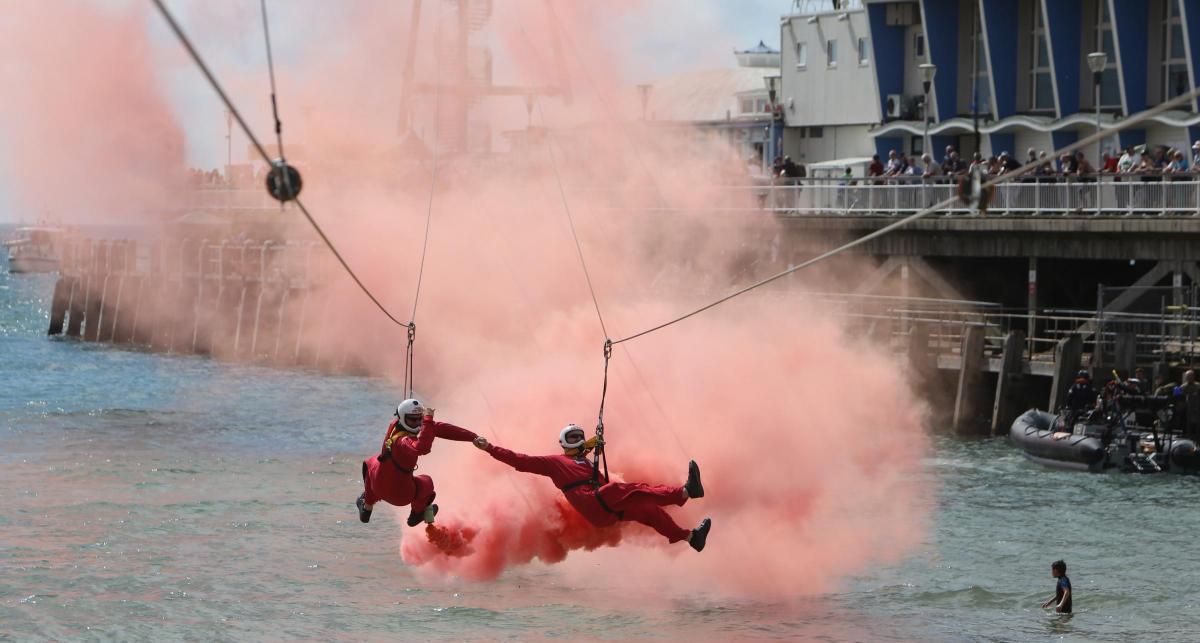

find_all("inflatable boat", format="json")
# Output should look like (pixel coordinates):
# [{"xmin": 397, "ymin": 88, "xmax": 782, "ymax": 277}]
[{"xmin": 1010, "ymin": 408, "xmax": 1200, "ymax": 474}]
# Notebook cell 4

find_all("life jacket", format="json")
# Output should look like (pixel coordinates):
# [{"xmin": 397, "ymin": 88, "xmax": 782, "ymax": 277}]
[{"xmin": 379, "ymin": 423, "xmax": 417, "ymax": 474}]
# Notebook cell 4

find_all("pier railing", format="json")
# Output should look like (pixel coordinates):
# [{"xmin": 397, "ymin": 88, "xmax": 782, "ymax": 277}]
[
  {"xmin": 780, "ymin": 291, "xmax": 1200, "ymax": 371},
  {"xmin": 750, "ymin": 175, "xmax": 1200, "ymax": 217}
]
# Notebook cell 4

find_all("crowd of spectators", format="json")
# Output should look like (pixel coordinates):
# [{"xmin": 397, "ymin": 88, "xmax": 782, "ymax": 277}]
[
  {"xmin": 856, "ymin": 141, "xmax": 1200, "ymax": 182},
  {"xmin": 187, "ymin": 165, "xmax": 267, "ymax": 189}
]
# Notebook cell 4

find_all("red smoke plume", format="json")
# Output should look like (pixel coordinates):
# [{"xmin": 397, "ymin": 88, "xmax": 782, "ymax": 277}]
[{"xmin": 2, "ymin": 1, "xmax": 933, "ymax": 598}]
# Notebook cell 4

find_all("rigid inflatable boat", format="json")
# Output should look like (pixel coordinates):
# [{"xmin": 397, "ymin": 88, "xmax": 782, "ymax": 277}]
[{"xmin": 1010, "ymin": 408, "xmax": 1200, "ymax": 474}]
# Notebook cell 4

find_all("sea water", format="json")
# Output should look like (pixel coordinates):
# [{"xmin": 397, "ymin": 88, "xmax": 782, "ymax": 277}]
[{"xmin": 3, "ymin": 242, "xmax": 1199, "ymax": 641}]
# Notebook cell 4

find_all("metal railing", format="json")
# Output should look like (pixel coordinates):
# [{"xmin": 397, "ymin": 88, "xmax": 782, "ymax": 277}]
[{"xmin": 749, "ymin": 174, "xmax": 1200, "ymax": 217}]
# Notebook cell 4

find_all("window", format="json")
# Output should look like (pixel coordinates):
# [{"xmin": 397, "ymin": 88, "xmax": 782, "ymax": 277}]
[
  {"xmin": 1029, "ymin": 6, "xmax": 1055, "ymax": 112},
  {"xmin": 808, "ymin": 126, "xmax": 824, "ymax": 138},
  {"xmin": 755, "ymin": 98, "xmax": 768, "ymax": 113},
  {"xmin": 858, "ymin": 37, "xmax": 869, "ymax": 65},
  {"xmin": 1162, "ymin": 0, "xmax": 1189, "ymax": 101},
  {"xmin": 740, "ymin": 98, "xmax": 754, "ymax": 114},
  {"xmin": 796, "ymin": 42, "xmax": 807, "ymax": 68},
  {"xmin": 911, "ymin": 135, "xmax": 924, "ymax": 156},
  {"xmin": 914, "ymin": 33, "xmax": 925, "ymax": 60},
  {"xmin": 827, "ymin": 39, "xmax": 838, "ymax": 66}
]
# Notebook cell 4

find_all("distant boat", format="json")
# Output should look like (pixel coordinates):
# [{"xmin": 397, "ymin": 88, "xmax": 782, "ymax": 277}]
[{"xmin": 3, "ymin": 226, "xmax": 67, "ymax": 273}]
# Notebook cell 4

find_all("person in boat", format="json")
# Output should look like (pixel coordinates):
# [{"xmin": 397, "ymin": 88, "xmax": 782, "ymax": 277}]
[
  {"xmin": 472, "ymin": 425, "xmax": 713, "ymax": 551},
  {"xmin": 356, "ymin": 399, "xmax": 478, "ymax": 526},
  {"xmin": 1041, "ymin": 560, "xmax": 1072, "ymax": 614},
  {"xmin": 1064, "ymin": 370, "xmax": 1098, "ymax": 426}
]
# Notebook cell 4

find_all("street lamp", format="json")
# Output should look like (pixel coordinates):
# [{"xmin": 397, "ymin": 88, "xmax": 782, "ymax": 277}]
[
  {"xmin": 1088, "ymin": 51, "xmax": 1107, "ymax": 217},
  {"xmin": 919, "ymin": 63, "xmax": 937, "ymax": 159}
]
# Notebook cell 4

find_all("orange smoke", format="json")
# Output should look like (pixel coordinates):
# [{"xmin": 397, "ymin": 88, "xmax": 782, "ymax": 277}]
[
  {"xmin": 0, "ymin": 1, "xmax": 186, "ymax": 223},
  {"xmin": 4, "ymin": 1, "xmax": 933, "ymax": 598}
]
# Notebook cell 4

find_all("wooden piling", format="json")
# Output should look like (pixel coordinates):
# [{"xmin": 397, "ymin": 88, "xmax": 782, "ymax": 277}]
[
  {"xmin": 47, "ymin": 277, "xmax": 70, "ymax": 335},
  {"xmin": 65, "ymin": 277, "xmax": 84, "ymax": 337},
  {"xmin": 991, "ymin": 330, "xmax": 1027, "ymax": 436},
  {"xmin": 1048, "ymin": 334, "xmax": 1084, "ymax": 412},
  {"xmin": 953, "ymin": 324, "xmax": 986, "ymax": 434}
]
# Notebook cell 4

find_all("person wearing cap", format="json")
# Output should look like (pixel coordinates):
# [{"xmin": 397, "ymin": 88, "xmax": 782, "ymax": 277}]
[
  {"xmin": 356, "ymin": 400, "xmax": 479, "ymax": 526},
  {"xmin": 473, "ymin": 425, "xmax": 713, "ymax": 551},
  {"xmin": 1000, "ymin": 151, "xmax": 1020, "ymax": 173}
]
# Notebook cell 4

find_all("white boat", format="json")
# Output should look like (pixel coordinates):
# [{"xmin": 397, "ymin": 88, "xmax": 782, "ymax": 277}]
[{"xmin": 3, "ymin": 226, "xmax": 66, "ymax": 273}]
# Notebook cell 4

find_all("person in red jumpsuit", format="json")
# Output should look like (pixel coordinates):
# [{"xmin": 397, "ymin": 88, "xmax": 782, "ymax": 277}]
[
  {"xmin": 357, "ymin": 399, "xmax": 478, "ymax": 526},
  {"xmin": 472, "ymin": 424, "xmax": 712, "ymax": 551}
]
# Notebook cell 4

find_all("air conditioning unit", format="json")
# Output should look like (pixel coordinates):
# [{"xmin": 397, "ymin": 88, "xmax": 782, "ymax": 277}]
[{"xmin": 886, "ymin": 94, "xmax": 903, "ymax": 119}]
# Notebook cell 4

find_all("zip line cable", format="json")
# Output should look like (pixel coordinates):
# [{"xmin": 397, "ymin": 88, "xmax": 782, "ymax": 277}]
[
  {"xmin": 154, "ymin": 0, "xmax": 441, "ymax": 396},
  {"xmin": 610, "ymin": 87, "xmax": 1200, "ymax": 346},
  {"xmin": 538, "ymin": 102, "xmax": 610, "ymax": 341},
  {"xmin": 151, "ymin": 0, "xmax": 408, "ymax": 329},
  {"xmin": 403, "ymin": 17, "xmax": 443, "ymax": 397},
  {"xmin": 259, "ymin": 0, "xmax": 292, "ymax": 201}
]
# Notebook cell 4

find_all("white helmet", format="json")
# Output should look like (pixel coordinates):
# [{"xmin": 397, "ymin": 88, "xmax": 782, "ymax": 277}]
[
  {"xmin": 395, "ymin": 398, "xmax": 425, "ymax": 434},
  {"xmin": 559, "ymin": 424, "xmax": 587, "ymax": 451}
]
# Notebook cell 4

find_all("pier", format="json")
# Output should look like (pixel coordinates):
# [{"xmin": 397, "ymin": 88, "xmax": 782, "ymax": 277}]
[{"xmin": 42, "ymin": 236, "xmax": 370, "ymax": 372}]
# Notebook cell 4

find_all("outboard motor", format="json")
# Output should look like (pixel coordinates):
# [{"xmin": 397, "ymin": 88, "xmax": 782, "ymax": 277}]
[{"xmin": 1170, "ymin": 439, "xmax": 1200, "ymax": 471}]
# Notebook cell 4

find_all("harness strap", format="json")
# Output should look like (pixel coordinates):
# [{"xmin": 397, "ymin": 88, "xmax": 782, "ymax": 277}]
[
  {"xmin": 560, "ymin": 478, "xmax": 623, "ymax": 519},
  {"xmin": 593, "ymin": 489, "xmax": 623, "ymax": 519},
  {"xmin": 561, "ymin": 478, "xmax": 598, "ymax": 492}
]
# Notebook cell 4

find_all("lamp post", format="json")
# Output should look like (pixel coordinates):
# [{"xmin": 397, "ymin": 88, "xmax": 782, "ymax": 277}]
[
  {"xmin": 764, "ymin": 74, "xmax": 781, "ymax": 171},
  {"xmin": 1087, "ymin": 52, "xmax": 1107, "ymax": 217},
  {"xmin": 919, "ymin": 63, "xmax": 937, "ymax": 160}
]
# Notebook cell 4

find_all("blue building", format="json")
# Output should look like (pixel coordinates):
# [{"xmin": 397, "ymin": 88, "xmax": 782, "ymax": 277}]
[{"xmin": 781, "ymin": 0, "xmax": 1200, "ymax": 163}]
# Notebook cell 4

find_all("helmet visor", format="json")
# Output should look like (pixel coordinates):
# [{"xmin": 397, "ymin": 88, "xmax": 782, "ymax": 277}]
[
  {"xmin": 403, "ymin": 413, "xmax": 423, "ymax": 430},
  {"xmin": 563, "ymin": 428, "xmax": 586, "ymax": 447}
]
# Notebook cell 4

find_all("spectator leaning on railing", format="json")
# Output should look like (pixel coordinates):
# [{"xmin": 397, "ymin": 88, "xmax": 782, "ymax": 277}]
[
  {"xmin": 868, "ymin": 154, "xmax": 884, "ymax": 178},
  {"xmin": 921, "ymin": 154, "xmax": 942, "ymax": 179}
]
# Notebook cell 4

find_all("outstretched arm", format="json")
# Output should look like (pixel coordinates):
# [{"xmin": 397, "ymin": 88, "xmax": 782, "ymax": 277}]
[
  {"xmin": 473, "ymin": 437, "xmax": 558, "ymax": 476},
  {"xmin": 413, "ymin": 410, "xmax": 438, "ymax": 455},
  {"xmin": 434, "ymin": 421, "xmax": 478, "ymax": 442}
]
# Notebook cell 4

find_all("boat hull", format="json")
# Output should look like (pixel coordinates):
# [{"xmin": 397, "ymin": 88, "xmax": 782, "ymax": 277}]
[{"xmin": 1009, "ymin": 409, "xmax": 1105, "ymax": 472}]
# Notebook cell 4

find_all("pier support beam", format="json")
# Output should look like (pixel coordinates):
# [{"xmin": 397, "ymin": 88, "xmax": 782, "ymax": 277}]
[
  {"xmin": 991, "ymin": 330, "xmax": 1027, "ymax": 436},
  {"xmin": 1048, "ymin": 335, "xmax": 1084, "ymax": 412},
  {"xmin": 953, "ymin": 324, "xmax": 986, "ymax": 434},
  {"xmin": 48, "ymin": 277, "xmax": 70, "ymax": 335}
]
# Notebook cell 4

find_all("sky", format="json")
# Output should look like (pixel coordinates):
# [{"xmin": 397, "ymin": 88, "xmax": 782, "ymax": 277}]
[{"xmin": 0, "ymin": 0, "xmax": 796, "ymax": 224}]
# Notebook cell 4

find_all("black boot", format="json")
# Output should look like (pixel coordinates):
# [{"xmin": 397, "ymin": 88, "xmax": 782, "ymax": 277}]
[
  {"xmin": 407, "ymin": 492, "xmax": 437, "ymax": 527},
  {"xmin": 685, "ymin": 460, "xmax": 704, "ymax": 499},
  {"xmin": 356, "ymin": 493, "xmax": 372, "ymax": 524},
  {"xmin": 689, "ymin": 517, "xmax": 712, "ymax": 552}
]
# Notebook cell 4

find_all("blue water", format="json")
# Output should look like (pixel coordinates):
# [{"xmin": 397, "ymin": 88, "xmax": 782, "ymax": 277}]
[{"xmin": 4, "ymin": 240, "xmax": 1200, "ymax": 641}]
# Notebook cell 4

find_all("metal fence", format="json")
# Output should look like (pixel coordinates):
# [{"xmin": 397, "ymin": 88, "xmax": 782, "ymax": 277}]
[
  {"xmin": 751, "ymin": 175, "xmax": 1200, "ymax": 217},
  {"xmin": 182, "ymin": 174, "xmax": 1200, "ymax": 217}
]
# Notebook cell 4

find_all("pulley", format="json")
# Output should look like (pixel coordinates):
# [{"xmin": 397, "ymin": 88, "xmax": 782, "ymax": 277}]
[{"xmin": 266, "ymin": 160, "xmax": 303, "ymax": 202}]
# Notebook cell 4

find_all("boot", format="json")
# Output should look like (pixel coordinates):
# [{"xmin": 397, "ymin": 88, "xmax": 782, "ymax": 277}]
[
  {"xmin": 685, "ymin": 460, "xmax": 704, "ymax": 499},
  {"xmin": 688, "ymin": 517, "xmax": 712, "ymax": 552},
  {"xmin": 356, "ymin": 493, "xmax": 372, "ymax": 524},
  {"xmin": 407, "ymin": 492, "xmax": 437, "ymax": 527}
]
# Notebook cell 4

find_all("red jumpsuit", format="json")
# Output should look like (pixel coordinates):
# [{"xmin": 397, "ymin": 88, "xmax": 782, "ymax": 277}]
[
  {"xmin": 485, "ymin": 445, "xmax": 691, "ymax": 543},
  {"xmin": 361, "ymin": 417, "xmax": 477, "ymax": 511}
]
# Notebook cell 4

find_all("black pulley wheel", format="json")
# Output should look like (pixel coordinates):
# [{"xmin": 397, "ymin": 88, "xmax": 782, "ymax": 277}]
[{"xmin": 266, "ymin": 161, "xmax": 302, "ymax": 202}]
